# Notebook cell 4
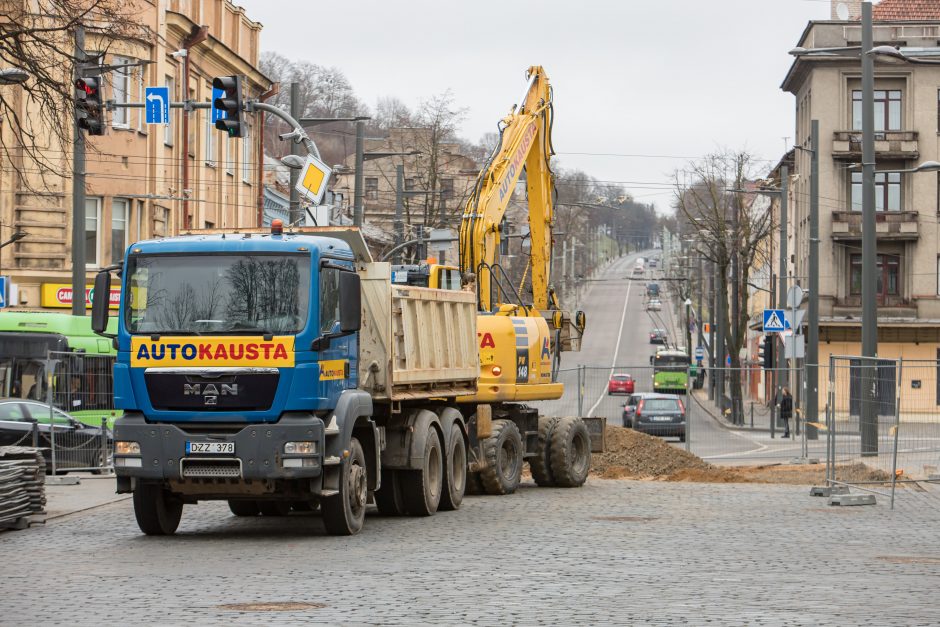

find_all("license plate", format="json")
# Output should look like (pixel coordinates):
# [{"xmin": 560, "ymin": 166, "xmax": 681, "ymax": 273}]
[
  {"xmin": 185, "ymin": 441, "xmax": 235, "ymax": 455},
  {"xmin": 651, "ymin": 416, "xmax": 672, "ymax": 422}
]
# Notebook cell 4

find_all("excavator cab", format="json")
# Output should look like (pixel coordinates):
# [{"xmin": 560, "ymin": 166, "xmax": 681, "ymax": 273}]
[{"xmin": 391, "ymin": 262, "xmax": 462, "ymax": 290}]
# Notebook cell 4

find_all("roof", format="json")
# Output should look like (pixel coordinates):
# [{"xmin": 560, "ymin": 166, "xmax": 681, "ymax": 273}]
[{"xmin": 872, "ymin": 0, "xmax": 940, "ymax": 20}]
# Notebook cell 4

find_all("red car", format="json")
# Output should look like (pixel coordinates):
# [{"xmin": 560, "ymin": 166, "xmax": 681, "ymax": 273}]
[{"xmin": 608, "ymin": 373, "xmax": 635, "ymax": 395}]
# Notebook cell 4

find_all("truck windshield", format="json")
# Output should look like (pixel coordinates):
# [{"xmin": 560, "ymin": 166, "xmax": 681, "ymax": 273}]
[{"xmin": 125, "ymin": 254, "xmax": 311, "ymax": 335}]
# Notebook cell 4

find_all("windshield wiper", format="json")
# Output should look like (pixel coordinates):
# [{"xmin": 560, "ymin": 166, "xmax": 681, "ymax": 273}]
[
  {"xmin": 222, "ymin": 323, "xmax": 276, "ymax": 339},
  {"xmin": 142, "ymin": 330, "xmax": 204, "ymax": 339}
]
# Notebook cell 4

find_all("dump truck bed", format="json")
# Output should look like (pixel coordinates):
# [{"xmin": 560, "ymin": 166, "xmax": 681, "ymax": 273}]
[{"xmin": 358, "ymin": 262, "xmax": 478, "ymax": 401}]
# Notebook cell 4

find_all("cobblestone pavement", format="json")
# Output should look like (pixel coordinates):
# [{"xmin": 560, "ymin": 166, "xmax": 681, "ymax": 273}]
[{"xmin": 2, "ymin": 478, "xmax": 938, "ymax": 626}]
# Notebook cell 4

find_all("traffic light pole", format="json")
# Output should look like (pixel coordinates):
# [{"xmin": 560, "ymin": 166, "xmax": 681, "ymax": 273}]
[{"xmin": 71, "ymin": 25, "xmax": 86, "ymax": 317}]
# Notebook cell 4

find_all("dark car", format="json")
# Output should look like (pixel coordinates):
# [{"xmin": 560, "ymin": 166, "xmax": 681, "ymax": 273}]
[
  {"xmin": 622, "ymin": 392, "xmax": 660, "ymax": 427},
  {"xmin": 649, "ymin": 328, "xmax": 668, "ymax": 345},
  {"xmin": 0, "ymin": 399, "xmax": 111, "ymax": 473},
  {"xmin": 649, "ymin": 259, "xmax": 658, "ymax": 268},
  {"xmin": 629, "ymin": 394, "xmax": 686, "ymax": 442}
]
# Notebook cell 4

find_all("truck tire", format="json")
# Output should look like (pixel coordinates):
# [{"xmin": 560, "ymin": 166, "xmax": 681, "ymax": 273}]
[
  {"xmin": 228, "ymin": 500, "xmax": 260, "ymax": 517},
  {"xmin": 439, "ymin": 426, "xmax": 466, "ymax": 511},
  {"xmin": 374, "ymin": 467, "xmax": 406, "ymax": 516},
  {"xmin": 479, "ymin": 419, "xmax": 523, "ymax": 495},
  {"xmin": 322, "ymin": 436, "xmax": 368, "ymax": 535},
  {"xmin": 258, "ymin": 501, "xmax": 292, "ymax": 516},
  {"xmin": 530, "ymin": 416, "xmax": 562, "ymax": 487},
  {"xmin": 401, "ymin": 425, "xmax": 443, "ymax": 516},
  {"xmin": 133, "ymin": 483, "xmax": 183, "ymax": 535},
  {"xmin": 549, "ymin": 417, "xmax": 591, "ymax": 488}
]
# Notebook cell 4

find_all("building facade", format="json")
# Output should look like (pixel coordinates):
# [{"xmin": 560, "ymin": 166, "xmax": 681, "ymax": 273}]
[
  {"xmin": 0, "ymin": 0, "xmax": 269, "ymax": 310},
  {"xmin": 781, "ymin": 0, "xmax": 940, "ymax": 368}
]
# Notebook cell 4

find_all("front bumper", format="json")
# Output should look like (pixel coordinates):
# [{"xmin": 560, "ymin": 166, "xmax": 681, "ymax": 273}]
[{"xmin": 113, "ymin": 412, "xmax": 325, "ymax": 481}]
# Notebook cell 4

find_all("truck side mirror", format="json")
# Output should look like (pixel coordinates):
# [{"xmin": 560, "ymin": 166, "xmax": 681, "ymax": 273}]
[
  {"xmin": 91, "ymin": 271, "xmax": 113, "ymax": 336},
  {"xmin": 339, "ymin": 271, "xmax": 361, "ymax": 333}
]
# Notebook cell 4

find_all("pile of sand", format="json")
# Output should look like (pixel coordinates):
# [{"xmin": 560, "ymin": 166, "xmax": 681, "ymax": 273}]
[{"xmin": 591, "ymin": 425, "xmax": 893, "ymax": 485}]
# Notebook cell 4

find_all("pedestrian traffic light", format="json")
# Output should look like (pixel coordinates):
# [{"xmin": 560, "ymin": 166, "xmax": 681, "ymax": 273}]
[
  {"xmin": 213, "ymin": 75, "xmax": 245, "ymax": 137},
  {"xmin": 75, "ymin": 75, "xmax": 105, "ymax": 136},
  {"xmin": 761, "ymin": 334, "xmax": 774, "ymax": 369}
]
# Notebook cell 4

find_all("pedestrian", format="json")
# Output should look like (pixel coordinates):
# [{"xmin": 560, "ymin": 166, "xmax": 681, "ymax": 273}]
[{"xmin": 780, "ymin": 387, "xmax": 793, "ymax": 438}]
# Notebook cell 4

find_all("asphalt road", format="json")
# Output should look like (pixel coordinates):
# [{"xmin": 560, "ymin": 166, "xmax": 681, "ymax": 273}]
[{"xmin": 536, "ymin": 253, "xmax": 803, "ymax": 464}]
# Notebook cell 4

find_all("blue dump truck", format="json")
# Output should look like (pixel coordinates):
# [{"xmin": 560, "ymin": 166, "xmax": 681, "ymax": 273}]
[{"xmin": 91, "ymin": 225, "xmax": 595, "ymax": 536}]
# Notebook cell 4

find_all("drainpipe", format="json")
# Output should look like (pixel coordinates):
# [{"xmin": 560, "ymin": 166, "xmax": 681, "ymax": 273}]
[
  {"xmin": 256, "ymin": 82, "xmax": 278, "ymax": 226},
  {"xmin": 180, "ymin": 25, "xmax": 208, "ymax": 231}
]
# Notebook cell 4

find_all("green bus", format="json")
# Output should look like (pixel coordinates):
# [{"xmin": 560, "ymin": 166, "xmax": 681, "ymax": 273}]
[
  {"xmin": 652, "ymin": 349, "xmax": 691, "ymax": 394},
  {"xmin": 0, "ymin": 311, "xmax": 118, "ymax": 426}
]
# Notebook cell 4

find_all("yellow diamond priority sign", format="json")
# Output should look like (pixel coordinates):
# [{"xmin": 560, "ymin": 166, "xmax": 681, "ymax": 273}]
[{"xmin": 294, "ymin": 155, "xmax": 332, "ymax": 205}]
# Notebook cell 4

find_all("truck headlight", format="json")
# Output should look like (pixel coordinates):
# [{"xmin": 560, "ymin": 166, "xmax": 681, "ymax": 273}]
[
  {"xmin": 284, "ymin": 441, "xmax": 316, "ymax": 455},
  {"xmin": 115, "ymin": 441, "xmax": 141, "ymax": 455}
]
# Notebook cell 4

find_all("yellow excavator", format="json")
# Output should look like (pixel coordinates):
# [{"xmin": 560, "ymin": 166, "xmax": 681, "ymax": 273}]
[{"xmin": 456, "ymin": 66, "xmax": 590, "ymax": 494}]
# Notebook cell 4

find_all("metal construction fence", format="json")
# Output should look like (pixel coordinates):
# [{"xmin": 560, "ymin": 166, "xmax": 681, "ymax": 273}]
[{"xmin": 826, "ymin": 356, "xmax": 940, "ymax": 509}]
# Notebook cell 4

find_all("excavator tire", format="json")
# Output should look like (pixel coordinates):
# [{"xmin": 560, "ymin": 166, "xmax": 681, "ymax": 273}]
[
  {"xmin": 479, "ymin": 419, "xmax": 523, "ymax": 495},
  {"xmin": 549, "ymin": 417, "xmax": 591, "ymax": 488},
  {"xmin": 530, "ymin": 416, "xmax": 562, "ymax": 487}
]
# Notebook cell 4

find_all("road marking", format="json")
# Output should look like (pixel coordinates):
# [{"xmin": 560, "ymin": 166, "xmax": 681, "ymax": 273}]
[{"xmin": 587, "ymin": 278, "xmax": 632, "ymax": 417}]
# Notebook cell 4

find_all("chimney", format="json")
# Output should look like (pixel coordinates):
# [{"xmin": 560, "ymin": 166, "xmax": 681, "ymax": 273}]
[{"xmin": 831, "ymin": 0, "xmax": 863, "ymax": 20}]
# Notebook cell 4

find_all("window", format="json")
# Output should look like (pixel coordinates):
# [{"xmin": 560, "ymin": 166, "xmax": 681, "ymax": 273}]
[
  {"xmin": 85, "ymin": 197, "xmax": 100, "ymax": 266},
  {"xmin": 112, "ymin": 198, "xmax": 128, "ymax": 263},
  {"xmin": 365, "ymin": 177, "xmax": 378, "ymax": 200},
  {"xmin": 850, "ymin": 254, "xmax": 900, "ymax": 297},
  {"xmin": 851, "ymin": 171, "xmax": 900, "ymax": 211},
  {"xmin": 405, "ymin": 177, "xmax": 417, "ymax": 192},
  {"xmin": 937, "ymin": 255, "xmax": 940, "ymax": 295},
  {"xmin": 204, "ymin": 100, "xmax": 215, "ymax": 164},
  {"xmin": 319, "ymin": 267, "xmax": 341, "ymax": 334},
  {"xmin": 441, "ymin": 178, "xmax": 454, "ymax": 201},
  {"xmin": 242, "ymin": 123, "xmax": 251, "ymax": 182},
  {"xmin": 111, "ymin": 55, "xmax": 132, "ymax": 127},
  {"xmin": 164, "ymin": 76, "xmax": 175, "ymax": 146},
  {"xmin": 852, "ymin": 90, "xmax": 901, "ymax": 132},
  {"xmin": 153, "ymin": 206, "xmax": 169, "ymax": 237},
  {"xmin": 0, "ymin": 402, "xmax": 27, "ymax": 422}
]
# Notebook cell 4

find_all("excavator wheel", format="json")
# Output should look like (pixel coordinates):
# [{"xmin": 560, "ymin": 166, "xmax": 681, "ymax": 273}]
[
  {"xmin": 479, "ymin": 419, "xmax": 523, "ymax": 495},
  {"xmin": 530, "ymin": 416, "xmax": 563, "ymax": 487},
  {"xmin": 465, "ymin": 471, "xmax": 485, "ymax": 495},
  {"xmin": 549, "ymin": 417, "xmax": 591, "ymax": 488}
]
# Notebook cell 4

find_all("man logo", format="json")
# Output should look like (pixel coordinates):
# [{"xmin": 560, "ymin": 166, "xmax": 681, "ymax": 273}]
[{"xmin": 183, "ymin": 383, "xmax": 238, "ymax": 405}]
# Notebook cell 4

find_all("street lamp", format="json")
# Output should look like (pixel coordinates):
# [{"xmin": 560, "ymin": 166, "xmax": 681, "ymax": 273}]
[
  {"xmin": 0, "ymin": 230, "xmax": 28, "ymax": 281},
  {"xmin": 0, "ymin": 68, "xmax": 29, "ymax": 85}
]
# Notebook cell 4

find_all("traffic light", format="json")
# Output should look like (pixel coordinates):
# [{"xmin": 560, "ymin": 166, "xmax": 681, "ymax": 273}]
[
  {"xmin": 761, "ymin": 334, "xmax": 774, "ymax": 369},
  {"xmin": 75, "ymin": 75, "xmax": 104, "ymax": 136},
  {"xmin": 212, "ymin": 75, "xmax": 245, "ymax": 137}
]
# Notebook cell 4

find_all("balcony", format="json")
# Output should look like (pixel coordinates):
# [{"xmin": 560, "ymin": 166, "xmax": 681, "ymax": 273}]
[
  {"xmin": 831, "ymin": 130, "xmax": 919, "ymax": 161},
  {"xmin": 830, "ymin": 210, "xmax": 919, "ymax": 241}
]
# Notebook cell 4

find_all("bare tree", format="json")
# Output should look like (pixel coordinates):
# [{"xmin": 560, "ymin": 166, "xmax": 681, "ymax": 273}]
[{"xmin": 0, "ymin": 0, "xmax": 151, "ymax": 183}]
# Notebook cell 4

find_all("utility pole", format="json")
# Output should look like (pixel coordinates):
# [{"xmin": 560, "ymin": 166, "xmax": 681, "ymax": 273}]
[
  {"xmin": 697, "ymin": 254, "xmax": 704, "ymax": 351},
  {"xmin": 806, "ymin": 119, "xmax": 820, "ymax": 440},
  {"xmin": 731, "ymin": 175, "xmax": 742, "ymax": 424},
  {"xmin": 777, "ymin": 164, "xmax": 789, "ymax": 395},
  {"xmin": 395, "ymin": 164, "xmax": 404, "ymax": 262},
  {"xmin": 716, "ymin": 262, "xmax": 725, "ymax": 411},
  {"xmin": 353, "ymin": 119, "xmax": 365, "ymax": 227},
  {"xmin": 288, "ymin": 82, "xmax": 301, "ymax": 226},
  {"xmin": 708, "ymin": 259, "xmax": 717, "ymax": 402},
  {"xmin": 860, "ymin": 1, "xmax": 879, "ymax": 455},
  {"xmin": 71, "ymin": 25, "xmax": 86, "ymax": 317},
  {"xmin": 438, "ymin": 195, "xmax": 447, "ymax": 264}
]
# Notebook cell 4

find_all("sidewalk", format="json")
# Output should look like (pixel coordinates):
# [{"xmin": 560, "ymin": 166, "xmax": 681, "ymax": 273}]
[
  {"xmin": 691, "ymin": 388, "xmax": 779, "ymax": 433},
  {"xmin": 44, "ymin": 474, "xmax": 128, "ymax": 520}
]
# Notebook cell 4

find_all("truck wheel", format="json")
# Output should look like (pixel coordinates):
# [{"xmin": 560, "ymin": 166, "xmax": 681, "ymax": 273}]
[
  {"xmin": 258, "ymin": 501, "xmax": 292, "ymax": 516},
  {"xmin": 133, "ymin": 483, "xmax": 183, "ymax": 535},
  {"xmin": 530, "ymin": 416, "xmax": 562, "ymax": 487},
  {"xmin": 374, "ymin": 467, "xmax": 406, "ymax": 516},
  {"xmin": 479, "ymin": 419, "xmax": 523, "ymax": 495},
  {"xmin": 322, "ymin": 436, "xmax": 368, "ymax": 535},
  {"xmin": 228, "ymin": 500, "xmax": 260, "ymax": 517},
  {"xmin": 401, "ymin": 426, "xmax": 443, "ymax": 516},
  {"xmin": 549, "ymin": 417, "xmax": 591, "ymax": 488},
  {"xmin": 439, "ymin": 426, "xmax": 467, "ymax": 511}
]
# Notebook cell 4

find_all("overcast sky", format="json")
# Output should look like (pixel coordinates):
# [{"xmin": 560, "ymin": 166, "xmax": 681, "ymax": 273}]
[{"xmin": 236, "ymin": 0, "xmax": 829, "ymax": 213}]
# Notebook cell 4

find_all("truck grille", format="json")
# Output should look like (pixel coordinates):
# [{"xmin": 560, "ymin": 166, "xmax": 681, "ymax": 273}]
[{"xmin": 181, "ymin": 458, "xmax": 242, "ymax": 478}]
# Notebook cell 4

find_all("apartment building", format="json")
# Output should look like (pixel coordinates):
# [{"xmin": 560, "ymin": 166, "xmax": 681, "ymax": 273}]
[
  {"xmin": 781, "ymin": 0, "xmax": 940, "ymax": 366},
  {"xmin": 0, "ymin": 0, "xmax": 269, "ymax": 310}
]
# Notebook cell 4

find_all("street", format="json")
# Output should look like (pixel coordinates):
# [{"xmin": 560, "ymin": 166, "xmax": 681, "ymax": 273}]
[{"xmin": 2, "ymin": 477, "xmax": 936, "ymax": 625}]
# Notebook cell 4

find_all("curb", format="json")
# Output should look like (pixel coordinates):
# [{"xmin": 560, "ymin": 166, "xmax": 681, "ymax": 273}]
[
  {"xmin": 46, "ymin": 495, "xmax": 131, "ymax": 521},
  {"xmin": 690, "ymin": 389, "xmax": 775, "ymax": 434}
]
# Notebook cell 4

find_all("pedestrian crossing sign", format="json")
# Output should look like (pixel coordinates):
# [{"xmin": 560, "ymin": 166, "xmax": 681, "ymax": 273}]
[{"xmin": 763, "ymin": 309, "xmax": 786, "ymax": 332}]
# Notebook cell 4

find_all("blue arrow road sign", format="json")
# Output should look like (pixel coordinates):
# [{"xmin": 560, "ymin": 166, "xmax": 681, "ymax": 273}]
[
  {"xmin": 145, "ymin": 86, "xmax": 169, "ymax": 125},
  {"xmin": 0, "ymin": 276, "xmax": 7, "ymax": 308},
  {"xmin": 763, "ymin": 309, "xmax": 786, "ymax": 332},
  {"xmin": 211, "ymin": 87, "xmax": 227, "ymax": 123}
]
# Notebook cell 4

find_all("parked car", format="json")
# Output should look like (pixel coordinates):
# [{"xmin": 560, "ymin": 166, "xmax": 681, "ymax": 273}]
[
  {"xmin": 630, "ymin": 394, "xmax": 686, "ymax": 442},
  {"xmin": 647, "ymin": 298, "xmax": 662, "ymax": 311},
  {"xmin": 0, "ymin": 399, "xmax": 112, "ymax": 473},
  {"xmin": 622, "ymin": 392, "xmax": 660, "ymax": 427},
  {"xmin": 649, "ymin": 328, "xmax": 668, "ymax": 345},
  {"xmin": 607, "ymin": 373, "xmax": 635, "ymax": 395},
  {"xmin": 649, "ymin": 259, "xmax": 658, "ymax": 268},
  {"xmin": 646, "ymin": 282, "xmax": 660, "ymax": 298}
]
